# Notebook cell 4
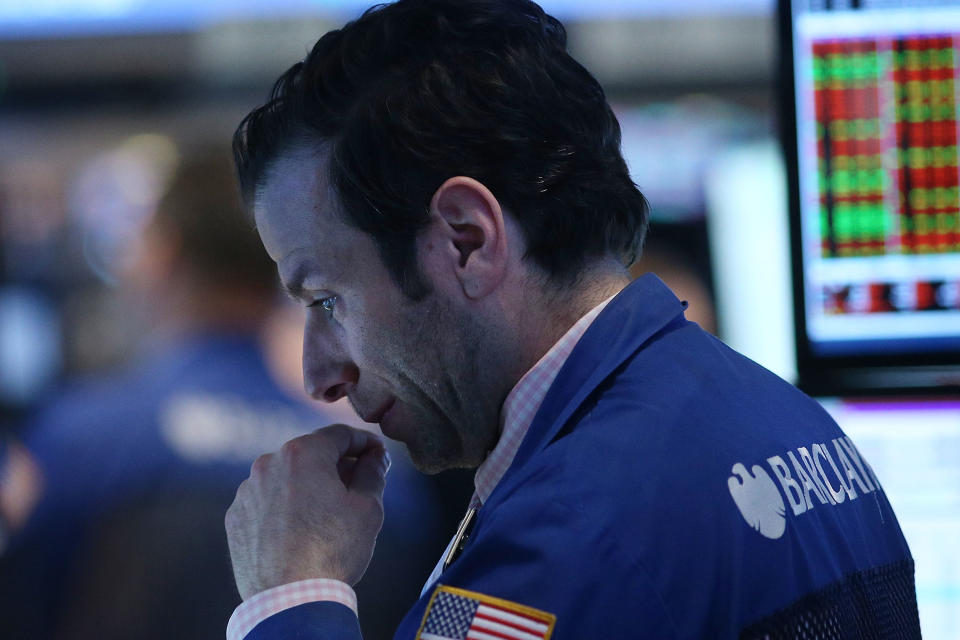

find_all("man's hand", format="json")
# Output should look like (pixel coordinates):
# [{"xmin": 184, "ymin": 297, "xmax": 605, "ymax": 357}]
[{"xmin": 225, "ymin": 424, "xmax": 390, "ymax": 600}]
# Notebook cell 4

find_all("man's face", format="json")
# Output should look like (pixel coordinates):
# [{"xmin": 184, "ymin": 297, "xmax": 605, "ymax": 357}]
[{"xmin": 254, "ymin": 151, "xmax": 500, "ymax": 473}]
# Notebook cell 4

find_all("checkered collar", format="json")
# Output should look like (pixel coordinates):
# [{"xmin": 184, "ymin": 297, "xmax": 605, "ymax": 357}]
[{"xmin": 470, "ymin": 294, "xmax": 616, "ymax": 508}]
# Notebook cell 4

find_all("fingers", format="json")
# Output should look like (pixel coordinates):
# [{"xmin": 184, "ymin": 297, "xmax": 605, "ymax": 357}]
[
  {"xmin": 315, "ymin": 423, "xmax": 386, "ymax": 462},
  {"xmin": 349, "ymin": 447, "xmax": 391, "ymax": 497},
  {"xmin": 249, "ymin": 425, "xmax": 386, "ymax": 493},
  {"xmin": 336, "ymin": 456, "xmax": 359, "ymax": 484}
]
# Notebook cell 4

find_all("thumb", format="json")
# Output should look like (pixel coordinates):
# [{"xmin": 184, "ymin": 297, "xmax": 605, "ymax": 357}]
[{"xmin": 348, "ymin": 446, "xmax": 390, "ymax": 497}]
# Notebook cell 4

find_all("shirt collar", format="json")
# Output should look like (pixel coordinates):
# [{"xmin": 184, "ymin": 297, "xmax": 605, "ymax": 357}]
[{"xmin": 471, "ymin": 293, "xmax": 617, "ymax": 507}]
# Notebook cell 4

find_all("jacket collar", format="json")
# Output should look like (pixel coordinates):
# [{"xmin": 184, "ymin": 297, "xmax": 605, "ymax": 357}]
[{"xmin": 488, "ymin": 274, "xmax": 688, "ymax": 503}]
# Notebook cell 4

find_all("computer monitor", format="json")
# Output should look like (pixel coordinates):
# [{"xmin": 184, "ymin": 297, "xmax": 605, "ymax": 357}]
[
  {"xmin": 822, "ymin": 397, "xmax": 960, "ymax": 640},
  {"xmin": 780, "ymin": 0, "xmax": 960, "ymax": 394}
]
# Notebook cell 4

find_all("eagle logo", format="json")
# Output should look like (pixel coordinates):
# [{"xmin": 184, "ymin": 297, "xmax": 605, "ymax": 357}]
[{"xmin": 728, "ymin": 462, "xmax": 787, "ymax": 540}]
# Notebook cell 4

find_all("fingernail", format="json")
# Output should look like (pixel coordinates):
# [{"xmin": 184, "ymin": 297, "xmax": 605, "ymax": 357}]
[{"xmin": 382, "ymin": 449, "xmax": 392, "ymax": 473}]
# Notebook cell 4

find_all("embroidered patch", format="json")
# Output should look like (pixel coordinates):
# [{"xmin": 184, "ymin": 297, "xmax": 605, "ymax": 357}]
[{"xmin": 416, "ymin": 585, "xmax": 555, "ymax": 640}]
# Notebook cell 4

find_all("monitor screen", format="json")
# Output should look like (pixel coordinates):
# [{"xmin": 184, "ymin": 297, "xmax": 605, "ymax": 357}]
[
  {"xmin": 821, "ymin": 397, "xmax": 960, "ymax": 640},
  {"xmin": 781, "ymin": 0, "xmax": 960, "ymax": 393}
]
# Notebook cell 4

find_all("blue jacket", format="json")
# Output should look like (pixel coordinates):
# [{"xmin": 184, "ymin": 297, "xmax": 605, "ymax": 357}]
[
  {"xmin": 21, "ymin": 332, "xmax": 322, "ymax": 534},
  {"xmin": 247, "ymin": 275, "xmax": 918, "ymax": 639}
]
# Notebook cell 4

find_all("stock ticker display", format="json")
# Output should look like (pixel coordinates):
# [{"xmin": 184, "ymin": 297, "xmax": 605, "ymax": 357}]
[
  {"xmin": 813, "ymin": 36, "xmax": 960, "ymax": 259},
  {"xmin": 812, "ymin": 36, "xmax": 960, "ymax": 318},
  {"xmin": 794, "ymin": 7, "xmax": 960, "ymax": 352}
]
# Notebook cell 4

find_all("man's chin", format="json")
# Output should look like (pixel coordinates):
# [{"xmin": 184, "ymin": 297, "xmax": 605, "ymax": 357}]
[
  {"xmin": 405, "ymin": 443, "xmax": 479, "ymax": 475},
  {"xmin": 406, "ymin": 450, "xmax": 458, "ymax": 475}
]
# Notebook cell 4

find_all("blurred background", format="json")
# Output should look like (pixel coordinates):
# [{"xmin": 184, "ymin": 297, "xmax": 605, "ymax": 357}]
[
  {"xmin": 0, "ymin": 0, "xmax": 781, "ymax": 423},
  {"xmin": 0, "ymin": 0, "xmax": 956, "ymax": 639}
]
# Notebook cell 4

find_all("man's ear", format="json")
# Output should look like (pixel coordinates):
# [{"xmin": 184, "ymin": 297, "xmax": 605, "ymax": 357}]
[{"xmin": 426, "ymin": 176, "xmax": 508, "ymax": 299}]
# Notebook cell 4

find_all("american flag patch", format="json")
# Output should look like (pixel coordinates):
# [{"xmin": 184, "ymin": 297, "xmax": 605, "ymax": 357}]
[{"xmin": 416, "ymin": 585, "xmax": 555, "ymax": 640}]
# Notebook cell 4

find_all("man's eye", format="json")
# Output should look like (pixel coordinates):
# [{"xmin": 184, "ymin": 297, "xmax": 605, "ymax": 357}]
[{"xmin": 309, "ymin": 296, "xmax": 337, "ymax": 315}]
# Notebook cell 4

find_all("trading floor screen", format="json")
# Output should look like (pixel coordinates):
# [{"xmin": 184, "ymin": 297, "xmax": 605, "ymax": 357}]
[
  {"xmin": 790, "ymin": 0, "xmax": 960, "ymax": 356},
  {"xmin": 822, "ymin": 397, "xmax": 960, "ymax": 640}
]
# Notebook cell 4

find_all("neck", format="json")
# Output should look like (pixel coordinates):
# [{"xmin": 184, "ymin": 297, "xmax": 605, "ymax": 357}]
[
  {"xmin": 510, "ymin": 260, "xmax": 631, "ymax": 386},
  {"xmin": 438, "ymin": 259, "xmax": 631, "ymax": 468}
]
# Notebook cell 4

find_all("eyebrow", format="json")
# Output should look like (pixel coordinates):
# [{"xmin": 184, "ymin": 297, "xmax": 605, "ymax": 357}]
[
  {"xmin": 280, "ymin": 280, "xmax": 304, "ymax": 302},
  {"xmin": 279, "ymin": 262, "xmax": 312, "ymax": 301}
]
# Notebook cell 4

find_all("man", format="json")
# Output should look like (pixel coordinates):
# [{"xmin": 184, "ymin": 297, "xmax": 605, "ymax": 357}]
[{"xmin": 225, "ymin": 1, "xmax": 921, "ymax": 638}]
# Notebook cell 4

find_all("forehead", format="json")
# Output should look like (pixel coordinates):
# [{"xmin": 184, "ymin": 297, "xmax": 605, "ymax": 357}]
[
  {"xmin": 253, "ymin": 152, "xmax": 332, "ymax": 263},
  {"xmin": 253, "ymin": 151, "xmax": 380, "ymax": 289}
]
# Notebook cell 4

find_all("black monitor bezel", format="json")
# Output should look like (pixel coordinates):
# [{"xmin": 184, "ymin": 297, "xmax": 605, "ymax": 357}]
[{"xmin": 777, "ymin": 0, "xmax": 960, "ymax": 396}]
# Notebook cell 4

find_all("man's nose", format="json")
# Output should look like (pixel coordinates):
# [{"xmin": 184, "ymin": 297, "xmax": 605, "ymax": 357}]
[{"xmin": 302, "ymin": 326, "xmax": 358, "ymax": 402}]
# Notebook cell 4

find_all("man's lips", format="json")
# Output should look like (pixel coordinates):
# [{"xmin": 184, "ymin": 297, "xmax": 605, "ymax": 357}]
[{"xmin": 362, "ymin": 398, "xmax": 396, "ymax": 424}]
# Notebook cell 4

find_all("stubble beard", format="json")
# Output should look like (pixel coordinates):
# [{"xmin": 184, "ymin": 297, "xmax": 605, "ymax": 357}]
[{"xmin": 395, "ymin": 293, "xmax": 503, "ymax": 475}]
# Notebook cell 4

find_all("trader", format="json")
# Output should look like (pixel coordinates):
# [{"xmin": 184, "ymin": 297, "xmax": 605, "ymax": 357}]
[{"xmin": 225, "ymin": 1, "xmax": 921, "ymax": 638}]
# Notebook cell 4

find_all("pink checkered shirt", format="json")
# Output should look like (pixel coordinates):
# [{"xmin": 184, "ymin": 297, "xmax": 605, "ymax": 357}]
[
  {"xmin": 472, "ymin": 295, "xmax": 613, "ymax": 508},
  {"xmin": 226, "ymin": 578, "xmax": 357, "ymax": 640},
  {"xmin": 226, "ymin": 296, "xmax": 614, "ymax": 640}
]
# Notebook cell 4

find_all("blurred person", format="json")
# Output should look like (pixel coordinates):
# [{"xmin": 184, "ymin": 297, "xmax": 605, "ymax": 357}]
[
  {"xmin": 0, "ymin": 438, "xmax": 6, "ymax": 554},
  {"xmin": 222, "ymin": 1, "xmax": 920, "ymax": 639},
  {"xmin": 0, "ymin": 152, "xmax": 447, "ymax": 640},
  {"xmin": 0, "ymin": 438, "xmax": 43, "ymax": 554}
]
